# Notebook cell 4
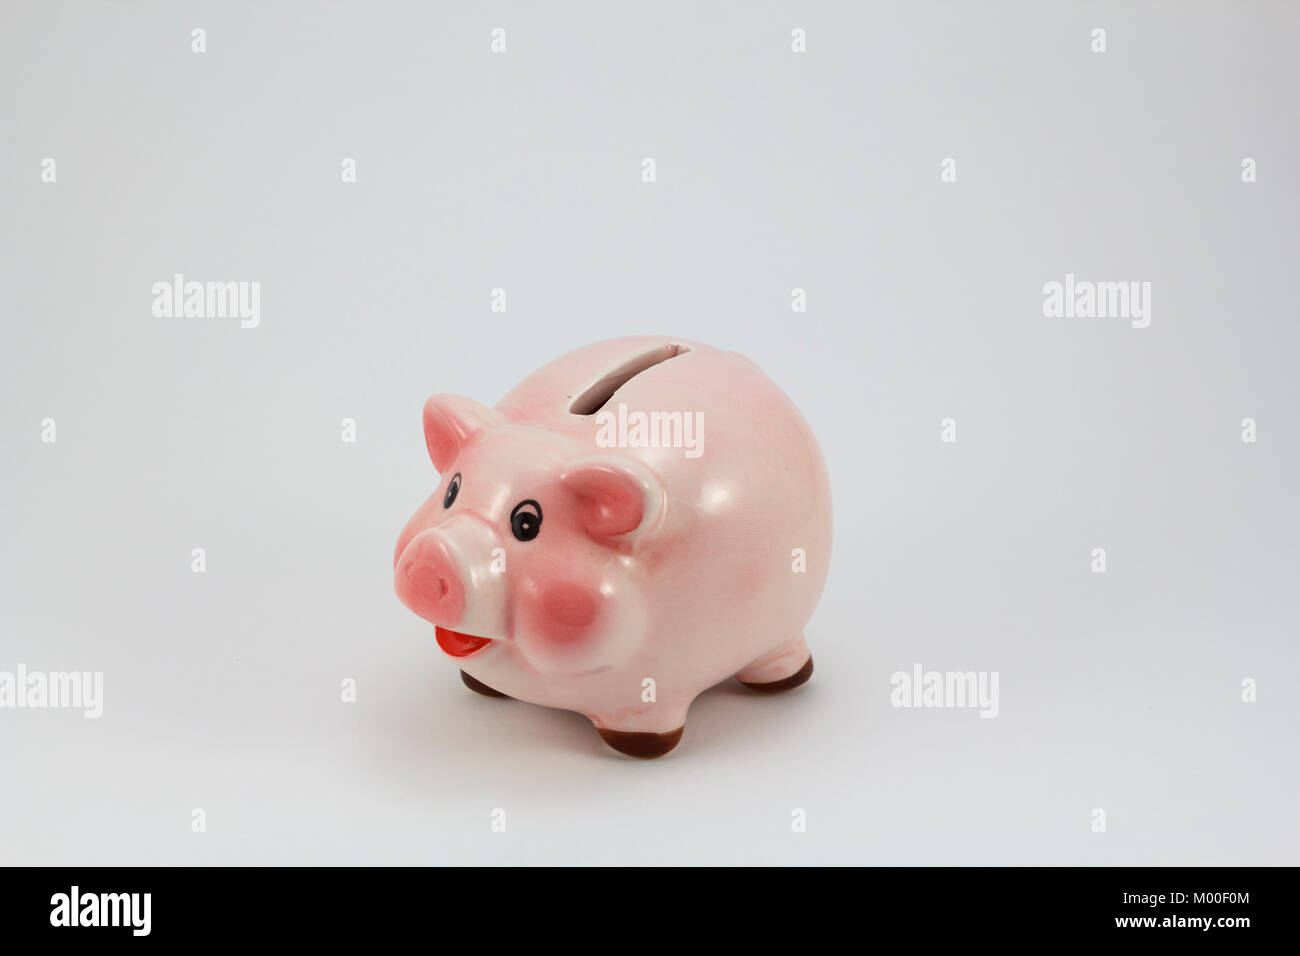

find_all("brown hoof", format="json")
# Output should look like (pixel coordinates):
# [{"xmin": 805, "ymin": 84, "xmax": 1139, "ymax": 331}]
[
  {"xmin": 460, "ymin": 670, "xmax": 510, "ymax": 698},
  {"xmin": 740, "ymin": 655, "xmax": 813, "ymax": 692},
  {"xmin": 597, "ymin": 726, "xmax": 684, "ymax": 759}
]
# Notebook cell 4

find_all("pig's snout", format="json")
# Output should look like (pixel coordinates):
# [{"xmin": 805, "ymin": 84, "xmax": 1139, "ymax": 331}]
[
  {"xmin": 394, "ymin": 518, "xmax": 504, "ymax": 637},
  {"xmin": 395, "ymin": 530, "xmax": 466, "ymax": 625}
]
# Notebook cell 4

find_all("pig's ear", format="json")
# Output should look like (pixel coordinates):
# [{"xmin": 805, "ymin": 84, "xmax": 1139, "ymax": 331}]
[
  {"xmin": 422, "ymin": 394, "xmax": 499, "ymax": 472},
  {"xmin": 560, "ymin": 457, "xmax": 664, "ymax": 540}
]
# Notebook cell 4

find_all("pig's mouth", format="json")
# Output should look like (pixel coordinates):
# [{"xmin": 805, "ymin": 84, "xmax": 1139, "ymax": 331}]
[{"xmin": 435, "ymin": 626, "xmax": 494, "ymax": 658}]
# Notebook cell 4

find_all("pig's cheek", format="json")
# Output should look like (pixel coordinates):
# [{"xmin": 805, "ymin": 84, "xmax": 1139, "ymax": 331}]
[{"xmin": 515, "ymin": 576, "xmax": 603, "ymax": 658}]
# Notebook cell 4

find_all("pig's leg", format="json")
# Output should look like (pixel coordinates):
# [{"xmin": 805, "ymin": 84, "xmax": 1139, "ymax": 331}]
[
  {"xmin": 736, "ymin": 635, "xmax": 814, "ymax": 692},
  {"xmin": 596, "ymin": 726, "xmax": 683, "ymax": 759},
  {"xmin": 460, "ymin": 670, "xmax": 511, "ymax": 699},
  {"xmin": 589, "ymin": 705, "xmax": 689, "ymax": 759}
]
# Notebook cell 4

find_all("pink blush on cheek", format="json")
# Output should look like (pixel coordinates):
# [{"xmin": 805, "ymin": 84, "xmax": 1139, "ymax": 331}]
[{"xmin": 535, "ymin": 580, "xmax": 600, "ymax": 644}]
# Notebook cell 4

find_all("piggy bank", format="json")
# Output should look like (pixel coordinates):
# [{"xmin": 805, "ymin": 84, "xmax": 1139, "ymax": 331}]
[{"xmin": 393, "ymin": 336, "xmax": 831, "ymax": 757}]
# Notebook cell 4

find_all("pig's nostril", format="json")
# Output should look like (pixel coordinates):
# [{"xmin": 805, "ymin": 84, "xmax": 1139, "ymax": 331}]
[{"xmin": 407, "ymin": 565, "xmax": 457, "ymax": 609}]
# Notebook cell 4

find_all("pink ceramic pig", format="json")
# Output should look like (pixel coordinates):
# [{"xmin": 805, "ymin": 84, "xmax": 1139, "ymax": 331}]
[{"xmin": 393, "ymin": 336, "xmax": 831, "ymax": 757}]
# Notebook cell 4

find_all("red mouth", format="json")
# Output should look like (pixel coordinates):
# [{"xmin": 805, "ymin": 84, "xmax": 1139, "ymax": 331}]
[{"xmin": 435, "ymin": 626, "xmax": 494, "ymax": 658}]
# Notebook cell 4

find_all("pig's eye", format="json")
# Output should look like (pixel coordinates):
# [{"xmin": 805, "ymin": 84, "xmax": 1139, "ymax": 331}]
[
  {"xmin": 510, "ymin": 499, "xmax": 542, "ymax": 541},
  {"xmin": 443, "ymin": 473, "xmax": 462, "ymax": 509}
]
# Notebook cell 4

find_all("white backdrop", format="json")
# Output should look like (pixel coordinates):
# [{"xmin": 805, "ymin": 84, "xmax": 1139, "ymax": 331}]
[{"xmin": 1, "ymin": 1, "xmax": 1297, "ymax": 864}]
